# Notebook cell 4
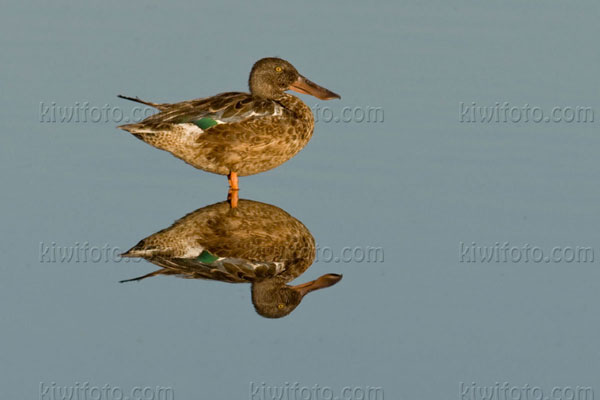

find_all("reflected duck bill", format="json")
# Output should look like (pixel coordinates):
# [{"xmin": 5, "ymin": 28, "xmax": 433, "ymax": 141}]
[{"xmin": 291, "ymin": 273, "xmax": 343, "ymax": 297}]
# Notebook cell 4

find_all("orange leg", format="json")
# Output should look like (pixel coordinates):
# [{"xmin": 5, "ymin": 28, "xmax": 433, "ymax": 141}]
[
  {"xmin": 227, "ymin": 171, "xmax": 239, "ymax": 208},
  {"xmin": 227, "ymin": 171, "xmax": 239, "ymax": 190}
]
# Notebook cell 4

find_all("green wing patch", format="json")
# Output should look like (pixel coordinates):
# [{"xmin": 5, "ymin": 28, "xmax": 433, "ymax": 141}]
[{"xmin": 193, "ymin": 117, "xmax": 219, "ymax": 130}]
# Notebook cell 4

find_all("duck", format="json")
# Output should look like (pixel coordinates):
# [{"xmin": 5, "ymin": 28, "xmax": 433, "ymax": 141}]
[
  {"xmin": 117, "ymin": 57, "xmax": 340, "ymax": 207},
  {"xmin": 120, "ymin": 199, "xmax": 342, "ymax": 318}
]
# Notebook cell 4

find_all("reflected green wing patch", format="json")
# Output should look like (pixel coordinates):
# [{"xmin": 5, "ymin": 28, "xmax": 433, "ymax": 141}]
[{"xmin": 195, "ymin": 250, "xmax": 219, "ymax": 263}]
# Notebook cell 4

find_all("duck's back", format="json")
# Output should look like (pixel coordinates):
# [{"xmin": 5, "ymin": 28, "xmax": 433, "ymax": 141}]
[{"xmin": 119, "ymin": 93, "xmax": 315, "ymax": 176}]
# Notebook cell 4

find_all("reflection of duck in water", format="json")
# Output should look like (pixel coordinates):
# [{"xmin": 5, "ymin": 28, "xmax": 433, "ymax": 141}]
[{"xmin": 121, "ymin": 199, "xmax": 342, "ymax": 318}]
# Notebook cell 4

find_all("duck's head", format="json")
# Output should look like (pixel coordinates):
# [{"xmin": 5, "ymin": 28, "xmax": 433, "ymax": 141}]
[
  {"xmin": 251, "ymin": 273, "xmax": 342, "ymax": 318},
  {"xmin": 249, "ymin": 57, "xmax": 340, "ymax": 100}
]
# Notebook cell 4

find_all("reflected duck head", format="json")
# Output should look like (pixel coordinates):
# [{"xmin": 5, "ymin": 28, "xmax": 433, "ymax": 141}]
[{"xmin": 251, "ymin": 273, "xmax": 343, "ymax": 318}]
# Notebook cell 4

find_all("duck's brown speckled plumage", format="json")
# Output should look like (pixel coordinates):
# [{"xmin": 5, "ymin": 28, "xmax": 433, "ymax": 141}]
[
  {"xmin": 122, "ymin": 199, "xmax": 316, "ymax": 282},
  {"xmin": 120, "ymin": 92, "xmax": 313, "ymax": 176},
  {"xmin": 118, "ymin": 57, "xmax": 340, "ymax": 178},
  {"xmin": 121, "ymin": 199, "xmax": 342, "ymax": 318}
]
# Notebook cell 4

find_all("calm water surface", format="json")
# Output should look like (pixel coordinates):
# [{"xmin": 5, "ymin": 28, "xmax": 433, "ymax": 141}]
[{"xmin": 2, "ymin": 0, "xmax": 600, "ymax": 398}]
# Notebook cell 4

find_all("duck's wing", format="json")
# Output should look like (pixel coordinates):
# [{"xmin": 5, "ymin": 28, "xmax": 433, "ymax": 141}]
[
  {"xmin": 120, "ymin": 92, "xmax": 283, "ymax": 131},
  {"xmin": 121, "ymin": 236, "xmax": 285, "ymax": 283},
  {"xmin": 151, "ymin": 255, "xmax": 285, "ymax": 283}
]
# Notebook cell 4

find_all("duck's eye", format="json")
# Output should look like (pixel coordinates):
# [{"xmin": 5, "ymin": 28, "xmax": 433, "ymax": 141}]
[
  {"xmin": 275, "ymin": 66, "xmax": 282, "ymax": 72},
  {"xmin": 277, "ymin": 303, "xmax": 285, "ymax": 309}
]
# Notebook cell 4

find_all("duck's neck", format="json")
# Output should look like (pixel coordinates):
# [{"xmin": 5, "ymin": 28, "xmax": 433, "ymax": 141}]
[{"xmin": 275, "ymin": 93, "xmax": 314, "ymax": 121}]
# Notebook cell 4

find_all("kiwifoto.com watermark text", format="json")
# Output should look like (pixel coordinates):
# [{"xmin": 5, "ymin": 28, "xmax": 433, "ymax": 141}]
[
  {"xmin": 38, "ymin": 102, "xmax": 383, "ymax": 124},
  {"xmin": 312, "ymin": 104, "xmax": 384, "ymax": 123},
  {"xmin": 40, "ymin": 382, "xmax": 173, "ymax": 400},
  {"xmin": 459, "ymin": 382, "xmax": 593, "ymax": 400},
  {"xmin": 460, "ymin": 242, "xmax": 594, "ymax": 264},
  {"xmin": 249, "ymin": 382, "xmax": 384, "ymax": 400},
  {"xmin": 459, "ymin": 102, "xmax": 594, "ymax": 123},
  {"xmin": 39, "ymin": 242, "xmax": 384, "ymax": 264}
]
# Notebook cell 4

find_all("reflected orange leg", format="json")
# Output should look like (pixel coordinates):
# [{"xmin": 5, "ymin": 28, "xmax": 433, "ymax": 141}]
[
  {"xmin": 227, "ymin": 189, "xmax": 239, "ymax": 208},
  {"xmin": 227, "ymin": 171, "xmax": 239, "ymax": 208}
]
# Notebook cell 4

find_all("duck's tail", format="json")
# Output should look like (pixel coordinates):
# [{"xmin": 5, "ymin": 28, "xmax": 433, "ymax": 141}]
[
  {"xmin": 117, "ymin": 123, "xmax": 154, "ymax": 135},
  {"xmin": 119, "ymin": 269, "xmax": 165, "ymax": 283},
  {"xmin": 117, "ymin": 94, "xmax": 168, "ymax": 110},
  {"xmin": 120, "ymin": 242, "xmax": 163, "ymax": 258}
]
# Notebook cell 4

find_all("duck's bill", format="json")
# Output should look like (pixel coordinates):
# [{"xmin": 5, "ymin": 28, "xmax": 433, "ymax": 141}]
[
  {"xmin": 291, "ymin": 273, "xmax": 343, "ymax": 296},
  {"xmin": 289, "ymin": 76, "xmax": 341, "ymax": 100}
]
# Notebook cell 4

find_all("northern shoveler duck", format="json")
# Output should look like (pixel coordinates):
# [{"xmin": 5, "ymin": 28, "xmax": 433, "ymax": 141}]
[
  {"xmin": 118, "ymin": 57, "xmax": 340, "ymax": 207},
  {"xmin": 120, "ymin": 199, "xmax": 342, "ymax": 318}
]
